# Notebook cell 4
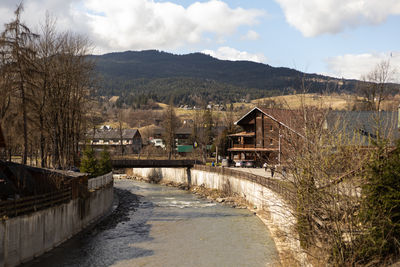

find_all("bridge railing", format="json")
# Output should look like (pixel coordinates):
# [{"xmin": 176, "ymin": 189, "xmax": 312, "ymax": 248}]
[
  {"xmin": 88, "ymin": 172, "xmax": 113, "ymax": 190},
  {"xmin": 192, "ymin": 165, "xmax": 294, "ymax": 202}
]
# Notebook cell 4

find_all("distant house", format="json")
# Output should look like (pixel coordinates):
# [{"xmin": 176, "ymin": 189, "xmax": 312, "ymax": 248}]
[
  {"xmin": 152, "ymin": 127, "xmax": 192, "ymax": 146},
  {"xmin": 87, "ymin": 128, "xmax": 142, "ymax": 154},
  {"xmin": 228, "ymin": 107, "xmax": 400, "ymax": 165}
]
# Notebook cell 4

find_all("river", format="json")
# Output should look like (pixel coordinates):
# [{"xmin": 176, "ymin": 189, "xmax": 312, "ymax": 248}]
[{"xmin": 23, "ymin": 179, "xmax": 279, "ymax": 267}]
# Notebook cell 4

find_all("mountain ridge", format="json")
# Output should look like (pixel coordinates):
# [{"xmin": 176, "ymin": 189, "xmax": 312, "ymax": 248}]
[{"xmin": 91, "ymin": 50, "xmax": 360, "ymax": 106}]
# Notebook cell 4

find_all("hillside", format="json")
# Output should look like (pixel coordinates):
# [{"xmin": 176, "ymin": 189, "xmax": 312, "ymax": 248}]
[{"xmin": 91, "ymin": 50, "xmax": 360, "ymax": 106}]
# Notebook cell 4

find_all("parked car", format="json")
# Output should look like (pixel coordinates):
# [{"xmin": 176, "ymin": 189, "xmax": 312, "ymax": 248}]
[
  {"xmin": 151, "ymin": 138, "xmax": 165, "ymax": 149},
  {"xmin": 244, "ymin": 161, "xmax": 255, "ymax": 168},
  {"xmin": 235, "ymin": 160, "xmax": 245, "ymax": 167}
]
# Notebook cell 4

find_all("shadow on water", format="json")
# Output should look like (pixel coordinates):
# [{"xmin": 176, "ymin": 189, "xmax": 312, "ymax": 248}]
[{"xmin": 22, "ymin": 188, "xmax": 155, "ymax": 267}]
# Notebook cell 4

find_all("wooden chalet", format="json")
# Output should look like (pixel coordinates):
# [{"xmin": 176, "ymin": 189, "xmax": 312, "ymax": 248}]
[{"xmin": 228, "ymin": 107, "xmax": 302, "ymax": 165}]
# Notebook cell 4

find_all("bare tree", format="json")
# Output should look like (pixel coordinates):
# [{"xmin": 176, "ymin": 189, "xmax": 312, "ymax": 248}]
[
  {"xmin": 117, "ymin": 110, "xmax": 125, "ymax": 156},
  {"xmin": 1, "ymin": 3, "xmax": 39, "ymax": 164},
  {"xmin": 161, "ymin": 102, "xmax": 180, "ymax": 159},
  {"xmin": 358, "ymin": 59, "xmax": 395, "ymax": 111}
]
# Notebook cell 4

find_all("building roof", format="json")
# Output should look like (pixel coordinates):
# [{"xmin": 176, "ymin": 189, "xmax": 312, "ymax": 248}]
[
  {"xmin": 325, "ymin": 110, "xmax": 399, "ymax": 144},
  {"xmin": 235, "ymin": 107, "xmax": 305, "ymax": 137},
  {"xmin": 0, "ymin": 124, "xmax": 5, "ymax": 148},
  {"xmin": 153, "ymin": 127, "xmax": 192, "ymax": 136},
  {"xmin": 89, "ymin": 129, "xmax": 140, "ymax": 140}
]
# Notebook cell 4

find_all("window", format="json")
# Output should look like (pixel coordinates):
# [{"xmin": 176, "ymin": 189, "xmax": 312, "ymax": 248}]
[
  {"xmin": 270, "ymin": 125, "xmax": 273, "ymax": 131},
  {"xmin": 270, "ymin": 139, "xmax": 273, "ymax": 145}
]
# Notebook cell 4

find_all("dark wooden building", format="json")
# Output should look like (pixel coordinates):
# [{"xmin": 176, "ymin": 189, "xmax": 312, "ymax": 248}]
[{"xmin": 228, "ymin": 107, "xmax": 300, "ymax": 165}]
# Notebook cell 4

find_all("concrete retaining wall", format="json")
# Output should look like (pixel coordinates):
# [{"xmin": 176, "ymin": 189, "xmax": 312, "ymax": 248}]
[
  {"xmin": 0, "ymin": 180, "xmax": 113, "ymax": 267},
  {"xmin": 130, "ymin": 167, "xmax": 308, "ymax": 266}
]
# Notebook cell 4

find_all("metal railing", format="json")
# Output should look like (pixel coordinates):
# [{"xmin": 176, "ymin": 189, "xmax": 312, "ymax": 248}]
[
  {"xmin": 88, "ymin": 172, "xmax": 113, "ymax": 190},
  {"xmin": 192, "ymin": 165, "xmax": 293, "ymax": 201}
]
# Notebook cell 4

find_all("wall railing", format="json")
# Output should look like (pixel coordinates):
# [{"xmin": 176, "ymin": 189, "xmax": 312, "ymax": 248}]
[
  {"xmin": 192, "ymin": 165, "xmax": 293, "ymax": 201},
  {"xmin": 88, "ymin": 172, "xmax": 113, "ymax": 191}
]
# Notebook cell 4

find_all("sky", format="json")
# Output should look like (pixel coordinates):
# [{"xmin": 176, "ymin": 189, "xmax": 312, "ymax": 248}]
[{"xmin": 0, "ymin": 0, "xmax": 400, "ymax": 80}]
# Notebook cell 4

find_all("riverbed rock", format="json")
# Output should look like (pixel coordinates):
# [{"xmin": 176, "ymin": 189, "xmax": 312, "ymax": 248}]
[{"xmin": 216, "ymin": 197, "xmax": 226, "ymax": 203}]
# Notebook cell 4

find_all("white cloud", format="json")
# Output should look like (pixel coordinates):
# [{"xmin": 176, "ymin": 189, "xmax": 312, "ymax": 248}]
[
  {"xmin": 325, "ymin": 52, "xmax": 400, "ymax": 81},
  {"xmin": 202, "ymin": 46, "xmax": 266, "ymax": 63},
  {"xmin": 84, "ymin": 0, "xmax": 263, "ymax": 52},
  {"xmin": 275, "ymin": 0, "xmax": 400, "ymax": 37},
  {"xmin": 0, "ymin": 0, "xmax": 263, "ymax": 53},
  {"xmin": 0, "ymin": 0, "xmax": 91, "ymax": 37},
  {"xmin": 241, "ymin": 30, "xmax": 260, "ymax": 41}
]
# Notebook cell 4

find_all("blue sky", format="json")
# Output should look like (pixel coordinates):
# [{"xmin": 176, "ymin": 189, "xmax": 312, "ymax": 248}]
[{"xmin": 0, "ymin": 0, "xmax": 399, "ymax": 80}]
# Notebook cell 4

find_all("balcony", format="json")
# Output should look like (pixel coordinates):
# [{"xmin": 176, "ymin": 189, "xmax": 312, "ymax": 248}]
[{"xmin": 232, "ymin": 144, "xmax": 255, "ymax": 149}]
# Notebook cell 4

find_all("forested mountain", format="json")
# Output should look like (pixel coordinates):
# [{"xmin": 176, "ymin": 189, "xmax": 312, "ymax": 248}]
[{"xmin": 91, "ymin": 50, "xmax": 358, "ymax": 106}]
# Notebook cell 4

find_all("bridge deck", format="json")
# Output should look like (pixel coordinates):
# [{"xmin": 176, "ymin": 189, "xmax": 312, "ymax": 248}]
[{"xmin": 111, "ymin": 159, "xmax": 202, "ymax": 168}]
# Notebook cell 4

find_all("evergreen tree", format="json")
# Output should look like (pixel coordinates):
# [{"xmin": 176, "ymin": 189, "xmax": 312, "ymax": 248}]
[
  {"xmin": 98, "ymin": 149, "xmax": 112, "ymax": 175},
  {"xmin": 357, "ymin": 140, "xmax": 400, "ymax": 263},
  {"xmin": 80, "ymin": 146, "xmax": 98, "ymax": 177}
]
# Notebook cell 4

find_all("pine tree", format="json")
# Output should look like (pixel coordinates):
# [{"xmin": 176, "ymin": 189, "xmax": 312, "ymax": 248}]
[
  {"xmin": 357, "ymin": 140, "xmax": 400, "ymax": 263},
  {"xmin": 80, "ymin": 146, "xmax": 98, "ymax": 177},
  {"xmin": 98, "ymin": 149, "xmax": 112, "ymax": 175}
]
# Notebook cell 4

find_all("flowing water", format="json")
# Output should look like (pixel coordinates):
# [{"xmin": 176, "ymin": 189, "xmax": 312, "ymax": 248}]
[{"xmin": 24, "ymin": 179, "xmax": 279, "ymax": 267}]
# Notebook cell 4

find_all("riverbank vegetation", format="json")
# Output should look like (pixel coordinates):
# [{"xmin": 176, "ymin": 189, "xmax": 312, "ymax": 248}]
[{"xmin": 279, "ymin": 92, "xmax": 400, "ymax": 265}]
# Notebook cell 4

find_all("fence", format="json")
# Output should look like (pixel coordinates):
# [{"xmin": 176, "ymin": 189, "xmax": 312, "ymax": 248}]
[
  {"xmin": 88, "ymin": 172, "xmax": 113, "ymax": 190},
  {"xmin": 0, "ymin": 172, "xmax": 113, "ymax": 219},
  {"xmin": 0, "ymin": 187, "xmax": 72, "ymax": 218},
  {"xmin": 192, "ymin": 165, "xmax": 294, "ymax": 202}
]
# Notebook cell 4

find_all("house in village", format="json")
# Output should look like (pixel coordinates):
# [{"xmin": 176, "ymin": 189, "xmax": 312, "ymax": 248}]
[
  {"xmin": 151, "ymin": 126, "xmax": 224, "ymax": 156},
  {"xmin": 228, "ymin": 107, "xmax": 400, "ymax": 165},
  {"xmin": 87, "ymin": 128, "xmax": 142, "ymax": 154},
  {"xmin": 152, "ymin": 127, "xmax": 192, "ymax": 144}
]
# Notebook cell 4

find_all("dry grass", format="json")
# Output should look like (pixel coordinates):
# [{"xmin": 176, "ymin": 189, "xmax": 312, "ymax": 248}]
[
  {"xmin": 252, "ymin": 93, "xmax": 400, "ymax": 111},
  {"xmin": 109, "ymin": 96, "xmax": 119, "ymax": 103},
  {"xmin": 252, "ymin": 94, "xmax": 354, "ymax": 110}
]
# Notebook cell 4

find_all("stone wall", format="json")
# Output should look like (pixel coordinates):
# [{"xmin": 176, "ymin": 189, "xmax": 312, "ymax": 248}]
[
  {"xmin": 130, "ymin": 167, "xmax": 309, "ymax": 266},
  {"xmin": 0, "ymin": 177, "xmax": 113, "ymax": 267}
]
